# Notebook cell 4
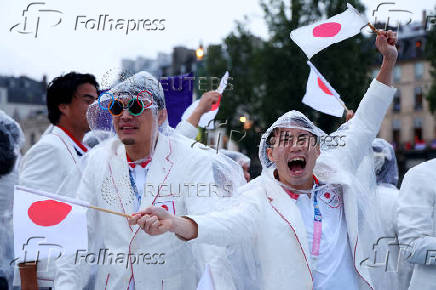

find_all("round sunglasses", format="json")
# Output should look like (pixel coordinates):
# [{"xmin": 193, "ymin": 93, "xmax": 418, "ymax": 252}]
[{"xmin": 99, "ymin": 90, "xmax": 153, "ymax": 117}]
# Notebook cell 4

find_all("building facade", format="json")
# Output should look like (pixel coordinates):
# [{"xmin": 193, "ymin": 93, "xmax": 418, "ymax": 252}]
[
  {"xmin": 0, "ymin": 76, "xmax": 50, "ymax": 152},
  {"xmin": 376, "ymin": 22, "xmax": 435, "ymax": 151}
]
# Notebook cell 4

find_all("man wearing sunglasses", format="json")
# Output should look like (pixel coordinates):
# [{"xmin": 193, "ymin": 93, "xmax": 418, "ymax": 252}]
[
  {"xmin": 17, "ymin": 72, "xmax": 99, "ymax": 289},
  {"xmin": 55, "ymin": 71, "xmax": 239, "ymax": 290}
]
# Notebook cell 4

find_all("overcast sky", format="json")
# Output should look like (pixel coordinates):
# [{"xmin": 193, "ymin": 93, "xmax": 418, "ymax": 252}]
[{"xmin": 0, "ymin": 0, "xmax": 435, "ymax": 85}]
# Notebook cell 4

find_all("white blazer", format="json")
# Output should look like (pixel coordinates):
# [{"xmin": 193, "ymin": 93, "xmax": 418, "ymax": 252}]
[
  {"xmin": 188, "ymin": 79, "xmax": 396, "ymax": 290},
  {"xmin": 16, "ymin": 125, "xmax": 86, "ymax": 288},
  {"xmin": 55, "ymin": 132, "xmax": 238, "ymax": 290},
  {"xmin": 398, "ymin": 159, "xmax": 436, "ymax": 290}
]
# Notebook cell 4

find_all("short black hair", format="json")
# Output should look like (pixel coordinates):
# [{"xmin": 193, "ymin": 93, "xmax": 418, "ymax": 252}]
[{"xmin": 47, "ymin": 72, "xmax": 99, "ymax": 124}]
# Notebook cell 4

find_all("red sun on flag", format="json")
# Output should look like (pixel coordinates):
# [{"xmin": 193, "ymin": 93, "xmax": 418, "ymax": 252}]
[
  {"xmin": 317, "ymin": 78, "xmax": 333, "ymax": 95},
  {"xmin": 161, "ymin": 204, "xmax": 169, "ymax": 211},
  {"xmin": 28, "ymin": 200, "xmax": 72, "ymax": 227},
  {"xmin": 210, "ymin": 95, "xmax": 221, "ymax": 111},
  {"xmin": 313, "ymin": 22, "xmax": 341, "ymax": 37}
]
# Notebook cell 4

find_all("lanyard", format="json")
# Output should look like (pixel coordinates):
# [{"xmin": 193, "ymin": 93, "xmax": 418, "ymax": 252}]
[
  {"xmin": 311, "ymin": 181, "xmax": 322, "ymax": 269},
  {"xmin": 128, "ymin": 169, "xmax": 142, "ymax": 211}
]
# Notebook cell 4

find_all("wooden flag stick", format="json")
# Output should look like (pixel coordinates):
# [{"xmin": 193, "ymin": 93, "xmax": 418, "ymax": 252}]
[
  {"xmin": 368, "ymin": 23, "xmax": 381, "ymax": 35},
  {"xmin": 15, "ymin": 185, "xmax": 132, "ymax": 219},
  {"xmin": 337, "ymin": 98, "xmax": 348, "ymax": 111},
  {"xmin": 89, "ymin": 205, "xmax": 132, "ymax": 218}
]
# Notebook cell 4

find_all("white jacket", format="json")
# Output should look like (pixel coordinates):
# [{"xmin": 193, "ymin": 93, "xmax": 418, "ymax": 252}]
[
  {"xmin": 55, "ymin": 132, "xmax": 237, "ymax": 290},
  {"xmin": 188, "ymin": 79, "xmax": 396, "ymax": 290},
  {"xmin": 175, "ymin": 120, "xmax": 198, "ymax": 140},
  {"xmin": 16, "ymin": 125, "xmax": 86, "ymax": 288},
  {"xmin": 398, "ymin": 159, "xmax": 436, "ymax": 290}
]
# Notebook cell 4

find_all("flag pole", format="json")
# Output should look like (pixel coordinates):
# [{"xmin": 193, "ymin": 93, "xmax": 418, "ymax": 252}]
[
  {"xmin": 368, "ymin": 23, "xmax": 380, "ymax": 35},
  {"xmin": 89, "ymin": 205, "xmax": 132, "ymax": 218},
  {"xmin": 16, "ymin": 185, "xmax": 133, "ymax": 219},
  {"xmin": 336, "ymin": 97, "xmax": 348, "ymax": 111}
]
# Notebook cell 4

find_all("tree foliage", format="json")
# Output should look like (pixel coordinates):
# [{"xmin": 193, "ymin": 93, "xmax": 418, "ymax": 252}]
[{"xmin": 202, "ymin": 0, "xmax": 378, "ymax": 171}]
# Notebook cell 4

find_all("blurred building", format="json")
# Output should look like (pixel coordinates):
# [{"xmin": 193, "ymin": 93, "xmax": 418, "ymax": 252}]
[
  {"xmin": 376, "ymin": 20, "xmax": 434, "ymax": 150},
  {"xmin": 0, "ymin": 75, "xmax": 49, "ymax": 151},
  {"xmin": 374, "ymin": 14, "xmax": 436, "ymax": 181},
  {"xmin": 121, "ymin": 47, "xmax": 195, "ymax": 78}
]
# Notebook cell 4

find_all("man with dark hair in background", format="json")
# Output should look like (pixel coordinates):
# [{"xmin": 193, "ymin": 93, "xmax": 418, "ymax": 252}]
[{"xmin": 16, "ymin": 72, "xmax": 99, "ymax": 289}]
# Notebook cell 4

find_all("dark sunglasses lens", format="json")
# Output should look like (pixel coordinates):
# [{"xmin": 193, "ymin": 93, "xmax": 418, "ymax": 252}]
[
  {"xmin": 128, "ymin": 99, "xmax": 144, "ymax": 115},
  {"xmin": 109, "ymin": 100, "xmax": 123, "ymax": 115}
]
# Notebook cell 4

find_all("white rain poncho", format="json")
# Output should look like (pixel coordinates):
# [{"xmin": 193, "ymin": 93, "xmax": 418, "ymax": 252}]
[
  {"xmin": 74, "ymin": 71, "xmax": 247, "ymax": 290},
  {"xmin": 221, "ymin": 149, "xmax": 250, "ymax": 168},
  {"xmin": 397, "ymin": 159, "xmax": 436, "ymax": 290},
  {"xmin": 257, "ymin": 110, "xmax": 392, "ymax": 289},
  {"xmin": 259, "ymin": 110, "xmax": 324, "ymax": 170},
  {"xmin": 0, "ymin": 110, "xmax": 24, "ymax": 289},
  {"xmin": 371, "ymin": 138, "xmax": 414, "ymax": 290},
  {"xmin": 372, "ymin": 138, "xmax": 399, "ymax": 186},
  {"xmin": 88, "ymin": 71, "xmax": 162, "ymax": 137},
  {"xmin": 83, "ymin": 130, "xmax": 114, "ymax": 148}
]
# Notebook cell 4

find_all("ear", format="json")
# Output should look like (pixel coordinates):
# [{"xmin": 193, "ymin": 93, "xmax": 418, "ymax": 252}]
[
  {"xmin": 266, "ymin": 147, "xmax": 275, "ymax": 163},
  {"xmin": 58, "ymin": 103, "xmax": 69, "ymax": 117},
  {"xmin": 157, "ymin": 109, "xmax": 167, "ymax": 126}
]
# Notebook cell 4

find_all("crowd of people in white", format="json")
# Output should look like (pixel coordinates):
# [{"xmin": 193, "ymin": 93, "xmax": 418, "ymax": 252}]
[{"xmin": 0, "ymin": 30, "xmax": 435, "ymax": 290}]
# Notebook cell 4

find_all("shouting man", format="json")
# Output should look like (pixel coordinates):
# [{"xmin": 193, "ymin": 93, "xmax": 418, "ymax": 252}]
[{"xmin": 131, "ymin": 31, "xmax": 398, "ymax": 290}]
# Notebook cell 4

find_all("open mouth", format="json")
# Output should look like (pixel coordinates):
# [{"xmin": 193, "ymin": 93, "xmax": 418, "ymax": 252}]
[
  {"xmin": 288, "ymin": 157, "xmax": 306, "ymax": 175},
  {"xmin": 119, "ymin": 126, "xmax": 138, "ymax": 132}
]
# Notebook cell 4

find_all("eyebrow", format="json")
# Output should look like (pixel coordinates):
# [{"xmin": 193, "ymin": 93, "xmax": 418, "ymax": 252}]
[{"xmin": 80, "ymin": 94, "xmax": 97, "ymax": 100}]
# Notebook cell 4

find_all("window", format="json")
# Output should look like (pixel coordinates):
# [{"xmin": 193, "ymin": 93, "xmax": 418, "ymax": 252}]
[
  {"xmin": 392, "ymin": 119, "xmax": 401, "ymax": 148},
  {"xmin": 393, "ymin": 66, "xmax": 401, "ymax": 83},
  {"xmin": 415, "ymin": 62, "xmax": 424, "ymax": 80},
  {"xmin": 415, "ymin": 87, "xmax": 423, "ymax": 111},
  {"xmin": 393, "ymin": 89, "xmax": 401, "ymax": 112},
  {"xmin": 414, "ymin": 117, "xmax": 423, "ymax": 140}
]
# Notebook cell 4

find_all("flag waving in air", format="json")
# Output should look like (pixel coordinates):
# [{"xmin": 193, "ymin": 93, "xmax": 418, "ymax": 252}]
[
  {"xmin": 13, "ymin": 186, "xmax": 88, "ymax": 263},
  {"xmin": 182, "ymin": 71, "xmax": 229, "ymax": 129},
  {"xmin": 302, "ymin": 61, "xmax": 345, "ymax": 117},
  {"xmin": 290, "ymin": 3, "xmax": 368, "ymax": 59}
]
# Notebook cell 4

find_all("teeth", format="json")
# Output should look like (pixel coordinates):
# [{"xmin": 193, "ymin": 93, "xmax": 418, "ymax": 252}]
[{"xmin": 290, "ymin": 157, "xmax": 305, "ymax": 162}]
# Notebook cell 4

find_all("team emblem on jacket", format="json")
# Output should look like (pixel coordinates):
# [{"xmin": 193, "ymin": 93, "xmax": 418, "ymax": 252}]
[{"xmin": 318, "ymin": 190, "xmax": 342, "ymax": 208}]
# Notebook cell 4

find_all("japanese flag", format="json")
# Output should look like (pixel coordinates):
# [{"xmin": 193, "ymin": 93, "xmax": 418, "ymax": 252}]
[
  {"xmin": 182, "ymin": 71, "xmax": 229, "ymax": 129},
  {"xmin": 290, "ymin": 3, "xmax": 368, "ymax": 59},
  {"xmin": 13, "ymin": 186, "xmax": 88, "ymax": 263},
  {"xmin": 302, "ymin": 61, "xmax": 345, "ymax": 117}
]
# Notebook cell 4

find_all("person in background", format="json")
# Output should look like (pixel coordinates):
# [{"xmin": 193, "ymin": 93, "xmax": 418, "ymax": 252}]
[
  {"xmin": 221, "ymin": 149, "xmax": 251, "ymax": 182},
  {"xmin": 397, "ymin": 157, "xmax": 436, "ymax": 289},
  {"xmin": 174, "ymin": 91, "xmax": 220, "ymax": 139},
  {"xmin": 17, "ymin": 72, "xmax": 99, "ymax": 289},
  {"xmin": 0, "ymin": 110, "xmax": 24, "ymax": 290},
  {"xmin": 371, "ymin": 138, "xmax": 413, "ymax": 290}
]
